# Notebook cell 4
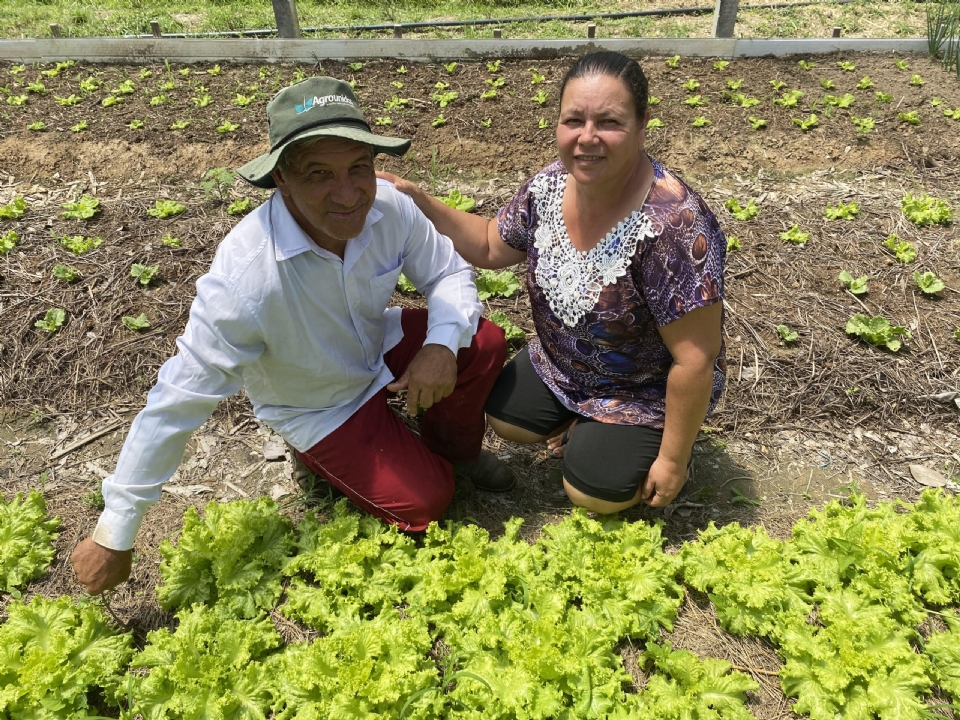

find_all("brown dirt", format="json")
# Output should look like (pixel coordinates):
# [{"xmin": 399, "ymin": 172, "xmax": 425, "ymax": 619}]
[{"xmin": 2, "ymin": 54, "xmax": 960, "ymax": 719}]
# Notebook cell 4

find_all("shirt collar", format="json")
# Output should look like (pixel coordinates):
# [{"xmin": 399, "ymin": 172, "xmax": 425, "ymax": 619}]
[{"xmin": 270, "ymin": 192, "xmax": 384, "ymax": 262}]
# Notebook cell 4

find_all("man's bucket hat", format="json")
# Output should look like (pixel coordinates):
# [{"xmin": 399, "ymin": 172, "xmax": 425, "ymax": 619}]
[{"xmin": 237, "ymin": 76, "xmax": 411, "ymax": 189}]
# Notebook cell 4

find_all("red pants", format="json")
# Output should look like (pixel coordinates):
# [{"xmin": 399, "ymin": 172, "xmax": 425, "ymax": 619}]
[{"xmin": 297, "ymin": 309, "xmax": 507, "ymax": 531}]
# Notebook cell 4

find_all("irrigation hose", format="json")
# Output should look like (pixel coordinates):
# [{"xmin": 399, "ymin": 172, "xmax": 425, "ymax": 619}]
[{"xmin": 125, "ymin": 0, "xmax": 861, "ymax": 39}]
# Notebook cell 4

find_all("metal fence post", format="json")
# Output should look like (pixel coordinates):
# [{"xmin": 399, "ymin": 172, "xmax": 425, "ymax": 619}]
[
  {"xmin": 712, "ymin": 0, "xmax": 739, "ymax": 38},
  {"xmin": 271, "ymin": 0, "xmax": 302, "ymax": 39}
]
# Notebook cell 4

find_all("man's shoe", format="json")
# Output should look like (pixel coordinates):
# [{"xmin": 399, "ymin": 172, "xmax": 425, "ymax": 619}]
[{"xmin": 455, "ymin": 450, "xmax": 517, "ymax": 493}]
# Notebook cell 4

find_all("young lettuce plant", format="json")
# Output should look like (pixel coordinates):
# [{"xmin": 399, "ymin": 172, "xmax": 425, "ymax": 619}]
[
  {"xmin": 838, "ymin": 271, "xmax": 868, "ymax": 294},
  {"xmin": 130, "ymin": 263, "xmax": 159, "ymax": 285},
  {"xmin": 724, "ymin": 197, "xmax": 760, "ymax": 221},
  {"xmin": 35, "ymin": 308, "xmax": 66, "ymax": 333},
  {"xmin": 851, "ymin": 116, "xmax": 875, "ymax": 138},
  {"xmin": 61, "ymin": 194, "xmax": 100, "ymax": 220},
  {"xmin": 824, "ymin": 93, "xmax": 856, "ymax": 108},
  {"xmin": 59, "ymin": 235, "xmax": 103, "ymax": 254},
  {"xmin": 122, "ymin": 313, "xmax": 151, "ymax": 330},
  {"xmin": 475, "ymin": 269, "xmax": 520, "ymax": 301},
  {"xmin": 845, "ymin": 314, "xmax": 910, "ymax": 351},
  {"xmin": 0, "ymin": 196, "xmax": 27, "ymax": 219},
  {"xmin": 824, "ymin": 201, "xmax": 860, "ymax": 220},
  {"xmin": 780, "ymin": 224, "xmax": 810, "ymax": 244},
  {"xmin": 437, "ymin": 189, "xmax": 475, "ymax": 212},
  {"xmin": 774, "ymin": 89, "xmax": 804, "ymax": 107},
  {"xmin": 148, "ymin": 199, "xmax": 186, "ymax": 218},
  {"xmin": 433, "ymin": 90, "xmax": 459, "ymax": 108},
  {"xmin": 883, "ymin": 234, "xmax": 916, "ymax": 263},
  {"xmin": 0, "ymin": 230, "xmax": 18, "ymax": 254},
  {"xmin": 913, "ymin": 270, "xmax": 945, "ymax": 295},
  {"xmin": 488, "ymin": 311, "xmax": 525, "ymax": 342},
  {"xmin": 901, "ymin": 193, "xmax": 952, "ymax": 226},
  {"xmin": 52, "ymin": 264, "xmax": 79, "ymax": 282},
  {"xmin": 777, "ymin": 324, "xmax": 799, "ymax": 344},
  {"xmin": 226, "ymin": 198, "xmax": 253, "ymax": 216},
  {"xmin": 396, "ymin": 273, "xmax": 418, "ymax": 293}
]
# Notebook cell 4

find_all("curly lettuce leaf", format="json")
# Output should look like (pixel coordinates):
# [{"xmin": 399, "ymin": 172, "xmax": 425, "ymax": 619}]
[
  {"xmin": 0, "ymin": 489, "xmax": 60, "ymax": 595},
  {"xmin": 475, "ymin": 269, "xmax": 521, "ymax": 301},
  {"xmin": 156, "ymin": 497, "xmax": 294, "ymax": 618},
  {"xmin": 127, "ymin": 603, "xmax": 281, "ymax": 720},
  {"xmin": 0, "ymin": 596, "xmax": 132, "ymax": 717}
]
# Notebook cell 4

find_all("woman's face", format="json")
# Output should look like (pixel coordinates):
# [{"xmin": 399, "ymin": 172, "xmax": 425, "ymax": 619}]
[{"xmin": 556, "ymin": 74, "xmax": 648, "ymax": 188}]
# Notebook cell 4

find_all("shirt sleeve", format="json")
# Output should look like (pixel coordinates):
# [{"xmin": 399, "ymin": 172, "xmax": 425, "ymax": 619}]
[
  {"xmin": 496, "ymin": 173, "xmax": 540, "ymax": 253},
  {"xmin": 390, "ymin": 186, "xmax": 482, "ymax": 355},
  {"xmin": 92, "ymin": 273, "xmax": 265, "ymax": 551},
  {"xmin": 640, "ymin": 194, "xmax": 727, "ymax": 328}
]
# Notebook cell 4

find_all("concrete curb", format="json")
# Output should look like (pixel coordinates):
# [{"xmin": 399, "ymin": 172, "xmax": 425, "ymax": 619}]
[{"xmin": 0, "ymin": 37, "xmax": 931, "ymax": 64}]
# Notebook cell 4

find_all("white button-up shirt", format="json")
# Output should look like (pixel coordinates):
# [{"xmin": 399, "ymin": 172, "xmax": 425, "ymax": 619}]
[{"xmin": 93, "ymin": 180, "xmax": 481, "ymax": 551}]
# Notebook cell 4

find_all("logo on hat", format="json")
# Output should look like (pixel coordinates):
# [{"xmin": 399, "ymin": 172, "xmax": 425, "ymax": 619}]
[{"xmin": 295, "ymin": 94, "xmax": 356, "ymax": 114}]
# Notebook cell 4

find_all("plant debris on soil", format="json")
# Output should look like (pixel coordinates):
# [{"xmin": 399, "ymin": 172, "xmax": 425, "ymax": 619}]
[{"xmin": 1, "ymin": 53, "xmax": 959, "ymax": 720}]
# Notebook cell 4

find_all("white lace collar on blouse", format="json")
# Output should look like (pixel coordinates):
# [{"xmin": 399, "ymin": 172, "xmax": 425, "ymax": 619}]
[{"xmin": 530, "ymin": 172, "xmax": 657, "ymax": 327}]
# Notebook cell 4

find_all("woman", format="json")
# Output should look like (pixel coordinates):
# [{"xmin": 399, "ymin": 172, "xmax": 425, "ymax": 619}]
[{"xmin": 382, "ymin": 51, "xmax": 727, "ymax": 513}]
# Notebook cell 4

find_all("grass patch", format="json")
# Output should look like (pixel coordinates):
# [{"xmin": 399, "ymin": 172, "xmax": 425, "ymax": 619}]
[{"xmin": 0, "ymin": 0, "xmax": 926, "ymax": 39}]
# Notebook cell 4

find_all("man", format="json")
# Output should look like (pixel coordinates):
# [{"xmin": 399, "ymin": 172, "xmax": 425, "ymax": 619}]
[{"xmin": 72, "ymin": 77, "xmax": 512, "ymax": 595}]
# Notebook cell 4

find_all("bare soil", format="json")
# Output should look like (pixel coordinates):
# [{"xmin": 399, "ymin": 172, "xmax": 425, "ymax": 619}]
[{"xmin": 1, "ymin": 54, "xmax": 959, "ymax": 718}]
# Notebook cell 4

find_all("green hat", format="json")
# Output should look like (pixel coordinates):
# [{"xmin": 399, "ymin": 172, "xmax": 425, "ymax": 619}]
[{"xmin": 236, "ymin": 76, "xmax": 411, "ymax": 189}]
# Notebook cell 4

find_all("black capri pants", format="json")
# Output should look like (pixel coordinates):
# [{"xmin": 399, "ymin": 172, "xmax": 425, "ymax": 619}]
[{"xmin": 484, "ymin": 348, "xmax": 664, "ymax": 504}]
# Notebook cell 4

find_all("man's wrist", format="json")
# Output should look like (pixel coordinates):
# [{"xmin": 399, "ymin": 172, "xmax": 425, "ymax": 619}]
[
  {"xmin": 423, "ymin": 325, "xmax": 463, "ymax": 357},
  {"xmin": 92, "ymin": 508, "xmax": 143, "ymax": 552}
]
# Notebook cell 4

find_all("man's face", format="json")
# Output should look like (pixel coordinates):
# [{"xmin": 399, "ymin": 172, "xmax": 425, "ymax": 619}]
[{"xmin": 271, "ymin": 137, "xmax": 376, "ymax": 251}]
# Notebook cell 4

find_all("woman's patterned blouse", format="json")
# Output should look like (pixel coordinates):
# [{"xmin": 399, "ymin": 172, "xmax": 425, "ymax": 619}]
[{"xmin": 496, "ymin": 158, "xmax": 728, "ymax": 429}]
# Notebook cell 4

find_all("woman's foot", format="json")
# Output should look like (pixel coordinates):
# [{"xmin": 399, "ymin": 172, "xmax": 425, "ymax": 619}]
[{"xmin": 547, "ymin": 420, "xmax": 578, "ymax": 458}]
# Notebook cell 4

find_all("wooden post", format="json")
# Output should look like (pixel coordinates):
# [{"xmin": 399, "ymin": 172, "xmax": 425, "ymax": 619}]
[
  {"xmin": 493, "ymin": 28, "xmax": 502, "ymax": 39},
  {"xmin": 711, "ymin": 0, "xmax": 739, "ymax": 38},
  {"xmin": 49, "ymin": 23, "xmax": 61, "ymax": 38},
  {"xmin": 393, "ymin": 24, "xmax": 402, "ymax": 39},
  {"xmin": 587, "ymin": 23, "xmax": 596, "ymax": 39},
  {"xmin": 832, "ymin": 26, "xmax": 842, "ymax": 38},
  {"xmin": 150, "ymin": 21, "xmax": 162, "ymax": 38},
  {"xmin": 271, "ymin": 0, "xmax": 302, "ymax": 39}
]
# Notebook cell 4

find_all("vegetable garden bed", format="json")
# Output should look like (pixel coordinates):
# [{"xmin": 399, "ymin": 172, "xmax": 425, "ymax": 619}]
[{"xmin": 1, "ymin": 52, "xmax": 959, "ymax": 720}]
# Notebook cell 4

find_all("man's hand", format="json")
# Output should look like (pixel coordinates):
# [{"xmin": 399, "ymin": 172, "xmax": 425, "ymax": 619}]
[
  {"xmin": 387, "ymin": 343, "xmax": 457, "ymax": 416},
  {"xmin": 71, "ymin": 537, "xmax": 132, "ymax": 595},
  {"xmin": 641, "ymin": 456, "xmax": 689, "ymax": 507}
]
